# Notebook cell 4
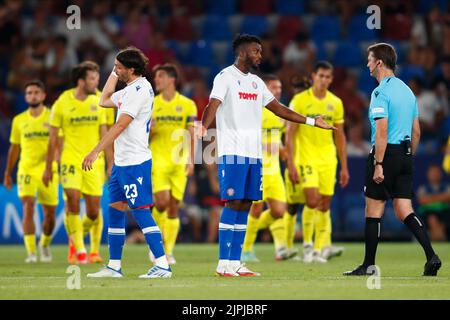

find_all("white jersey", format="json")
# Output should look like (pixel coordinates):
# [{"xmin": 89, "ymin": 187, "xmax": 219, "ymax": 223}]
[
  {"xmin": 111, "ymin": 77, "xmax": 154, "ymax": 166},
  {"xmin": 210, "ymin": 65, "xmax": 275, "ymax": 159}
]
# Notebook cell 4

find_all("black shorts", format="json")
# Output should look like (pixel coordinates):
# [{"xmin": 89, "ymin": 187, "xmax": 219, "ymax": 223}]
[{"xmin": 364, "ymin": 144, "xmax": 413, "ymax": 200}]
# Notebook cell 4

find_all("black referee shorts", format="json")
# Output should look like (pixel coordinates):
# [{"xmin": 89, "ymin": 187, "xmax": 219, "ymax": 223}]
[{"xmin": 364, "ymin": 144, "xmax": 413, "ymax": 201}]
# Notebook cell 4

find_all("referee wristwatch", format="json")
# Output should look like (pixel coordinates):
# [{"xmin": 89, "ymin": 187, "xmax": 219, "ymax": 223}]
[{"xmin": 373, "ymin": 159, "xmax": 383, "ymax": 167}]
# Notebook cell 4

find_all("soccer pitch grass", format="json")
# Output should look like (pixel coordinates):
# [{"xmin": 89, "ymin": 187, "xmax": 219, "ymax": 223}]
[{"xmin": 0, "ymin": 243, "xmax": 449, "ymax": 300}]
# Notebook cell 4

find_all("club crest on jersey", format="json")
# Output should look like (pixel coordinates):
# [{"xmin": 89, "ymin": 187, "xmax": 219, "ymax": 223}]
[
  {"xmin": 327, "ymin": 104, "xmax": 334, "ymax": 111},
  {"xmin": 90, "ymin": 105, "xmax": 97, "ymax": 112},
  {"xmin": 43, "ymin": 122, "xmax": 50, "ymax": 128},
  {"xmin": 136, "ymin": 85, "xmax": 141, "ymax": 92},
  {"xmin": 252, "ymin": 81, "xmax": 258, "ymax": 89},
  {"xmin": 176, "ymin": 105, "xmax": 183, "ymax": 113},
  {"xmin": 227, "ymin": 188, "xmax": 235, "ymax": 196}
]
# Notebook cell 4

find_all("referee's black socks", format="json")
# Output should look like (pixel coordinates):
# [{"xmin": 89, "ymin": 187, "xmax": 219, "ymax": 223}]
[
  {"xmin": 403, "ymin": 213, "xmax": 435, "ymax": 261},
  {"xmin": 362, "ymin": 217, "xmax": 381, "ymax": 267}
]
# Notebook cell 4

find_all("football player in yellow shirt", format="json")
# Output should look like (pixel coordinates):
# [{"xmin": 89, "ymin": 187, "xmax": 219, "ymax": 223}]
[
  {"xmin": 286, "ymin": 61, "xmax": 349, "ymax": 263},
  {"xmin": 3, "ymin": 80, "xmax": 59, "ymax": 263},
  {"xmin": 149, "ymin": 64, "xmax": 197, "ymax": 265},
  {"xmin": 241, "ymin": 74, "xmax": 296, "ymax": 262},
  {"xmin": 43, "ymin": 61, "xmax": 112, "ymax": 264}
]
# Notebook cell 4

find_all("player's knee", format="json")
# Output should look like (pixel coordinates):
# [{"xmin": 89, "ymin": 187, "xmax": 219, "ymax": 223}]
[
  {"xmin": 271, "ymin": 207, "xmax": 285, "ymax": 218},
  {"xmin": 43, "ymin": 215, "xmax": 55, "ymax": 229},
  {"xmin": 305, "ymin": 198, "xmax": 319, "ymax": 209},
  {"xmin": 86, "ymin": 210, "xmax": 99, "ymax": 220},
  {"xmin": 66, "ymin": 197, "xmax": 80, "ymax": 213},
  {"xmin": 21, "ymin": 200, "xmax": 35, "ymax": 216},
  {"xmin": 85, "ymin": 203, "xmax": 100, "ymax": 219},
  {"xmin": 154, "ymin": 198, "xmax": 170, "ymax": 211}
]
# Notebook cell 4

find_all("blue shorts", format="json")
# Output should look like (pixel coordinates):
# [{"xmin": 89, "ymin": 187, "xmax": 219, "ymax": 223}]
[
  {"xmin": 109, "ymin": 159, "xmax": 153, "ymax": 209},
  {"xmin": 217, "ymin": 155, "xmax": 262, "ymax": 201}
]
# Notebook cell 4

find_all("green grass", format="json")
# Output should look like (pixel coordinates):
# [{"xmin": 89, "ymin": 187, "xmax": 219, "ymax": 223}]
[{"xmin": 0, "ymin": 243, "xmax": 449, "ymax": 299}]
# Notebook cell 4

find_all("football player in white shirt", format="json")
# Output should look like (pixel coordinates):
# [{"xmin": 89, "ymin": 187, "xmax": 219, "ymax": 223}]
[
  {"xmin": 199, "ymin": 34, "xmax": 335, "ymax": 277},
  {"xmin": 82, "ymin": 47, "xmax": 171, "ymax": 279}
]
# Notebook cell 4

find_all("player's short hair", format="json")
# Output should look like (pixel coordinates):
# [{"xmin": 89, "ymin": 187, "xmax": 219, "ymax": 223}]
[
  {"xmin": 72, "ymin": 61, "xmax": 100, "ymax": 86},
  {"xmin": 261, "ymin": 74, "xmax": 280, "ymax": 83},
  {"xmin": 153, "ymin": 63, "xmax": 178, "ymax": 81},
  {"xmin": 367, "ymin": 42, "xmax": 397, "ymax": 71},
  {"xmin": 313, "ymin": 61, "xmax": 334, "ymax": 73},
  {"xmin": 232, "ymin": 34, "xmax": 262, "ymax": 54},
  {"xmin": 24, "ymin": 79, "xmax": 45, "ymax": 92},
  {"xmin": 116, "ymin": 46, "xmax": 149, "ymax": 76}
]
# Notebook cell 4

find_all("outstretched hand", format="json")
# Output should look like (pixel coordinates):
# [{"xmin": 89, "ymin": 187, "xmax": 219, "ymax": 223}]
[{"xmin": 314, "ymin": 116, "xmax": 336, "ymax": 130}]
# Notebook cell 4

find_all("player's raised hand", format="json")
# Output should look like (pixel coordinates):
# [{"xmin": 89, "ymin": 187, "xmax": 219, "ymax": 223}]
[
  {"xmin": 82, "ymin": 150, "xmax": 99, "ymax": 171},
  {"xmin": 3, "ymin": 172, "xmax": 12, "ymax": 190},
  {"xmin": 314, "ymin": 116, "xmax": 336, "ymax": 130},
  {"xmin": 42, "ymin": 168, "xmax": 52, "ymax": 187}
]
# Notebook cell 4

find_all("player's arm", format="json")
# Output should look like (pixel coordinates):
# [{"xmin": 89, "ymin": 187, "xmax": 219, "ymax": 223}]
[
  {"xmin": 82, "ymin": 114, "xmax": 133, "ymax": 171},
  {"xmin": 3, "ymin": 143, "xmax": 20, "ymax": 190},
  {"xmin": 55, "ymin": 136, "xmax": 63, "ymax": 164},
  {"xmin": 285, "ymin": 121, "xmax": 300, "ymax": 184},
  {"xmin": 199, "ymin": 98, "xmax": 222, "ymax": 136},
  {"xmin": 418, "ymin": 192, "xmax": 450, "ymax": 205},
  {"xmin": 100, "ymin": 124, "xmax": 114, "ymax": 177},
  {"xmin": 333, "ymin": 123, "xmax": 349, "ymax": 188},
  {"xmin": 265, "ymin": 99, "xmax": 336, "ymax": 130},
  {"xmin": 99, "ymin": 71, "xmax": 119, "ymax": 108},
  {"xmin": 412, "ymin": 117, "xmax": 420, "ymax": 155},
  {"xmin": 186, "ymin": 124, "xmax": 195, "ymax": 176},
  {"xmin": 42, "ymin": 126, "xmax": 59, "ymax": 187},
  {"xmin": 373, "ymin": 118, "xmax": 388, "ymax": 184}
]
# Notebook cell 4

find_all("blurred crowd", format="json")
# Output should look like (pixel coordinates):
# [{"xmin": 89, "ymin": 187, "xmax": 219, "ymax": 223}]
[{"xmin": 1, "ymin": 0, "xmax": 450, "ymax": 241}]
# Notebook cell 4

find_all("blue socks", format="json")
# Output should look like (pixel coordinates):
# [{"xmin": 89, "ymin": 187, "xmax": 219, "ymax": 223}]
[
  {"xmin": 132, "ymin": 208, "xmax": 165, "ymax": 259},
  {"xmin": 219, "ymin": 207, "xmax": 237, "ymax": 260},
  {"xmin": 230, "ymin": 211, "xmax": 248, "ymax": 261},
  {"xmin": 218, "ymin": 207, "xmax": 248, "ymax": 262},
  {"xmin": 108, "ymin": 206, "xmax": 126, "ymax": 263}
]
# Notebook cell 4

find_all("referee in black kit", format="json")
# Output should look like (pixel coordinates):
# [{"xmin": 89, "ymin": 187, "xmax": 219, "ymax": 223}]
[{"xmin": 344, "ymin": 43, "xmax": 441, "ymax": 276}]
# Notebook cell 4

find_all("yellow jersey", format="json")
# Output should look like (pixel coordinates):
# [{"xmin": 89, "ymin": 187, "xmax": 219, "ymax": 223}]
[
  {"xmin": 105, "ymin": 107, "xmax": 115, "ymax": 127},
  {"xmin": 50, "ymin": 89, "xmax": 107, "ymax": 164},
  {"xmin": 150, "ymin": 92, "xmax": 197, "ymax": 166},
  {"xmin": 261, "ymin": 106, "xmax": 284, "ymax": 172},
  {"xmin": 289, "ymin": 88, "xmax": 344, "ymax": 164},
  {"xmin": 95, "ymin": 89, "xmax": 115, "ymax": 127},
  {"xmin": 10, "ymin": 107, "xmax": 53, "ymax": 173}
]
